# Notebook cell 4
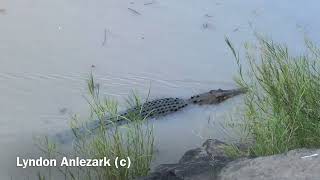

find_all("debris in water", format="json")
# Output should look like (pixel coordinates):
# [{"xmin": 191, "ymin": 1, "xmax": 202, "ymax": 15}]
[
  {"xmin": 203, "ymin": 23, "xmax": 209, "ymax": 29},
  {"xmin": 128, "ymin": 8, "xmax": 141, "ymax": 15},
  {"xmin": 202, "ymin": 23, "xmax": 215, "ymax": 30},
  {"xmin": 0, "ymin": 9, "xmax": 6, "ymax": 14},
  {"xmin": 144, "ymin": 2, "xmax": 154, "ymax": 5},
  {"xmin": 59, "ymin": 108, "xmax": 68, "ymax": 115},
  {"xmin": 233, "ymin": 28, "xmax": 239, "ymax": 32},
  {"xmin": 102, "ymin": 28, "xmax": 107, "ymax": 46}
]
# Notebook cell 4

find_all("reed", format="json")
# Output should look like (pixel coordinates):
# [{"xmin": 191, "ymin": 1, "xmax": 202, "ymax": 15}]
[
  {"xmin": 37, "ymin": 73, "xmax": 154, "ymax": 180},
  {"xmin": 226, "ymin": 36, "xmax": 320, "ymax": 156}
]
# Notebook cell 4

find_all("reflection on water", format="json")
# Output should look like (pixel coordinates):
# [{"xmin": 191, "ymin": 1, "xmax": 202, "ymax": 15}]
[{"xmin": 1, "ymin": 0, "xmax": 320, "ymax": 178}]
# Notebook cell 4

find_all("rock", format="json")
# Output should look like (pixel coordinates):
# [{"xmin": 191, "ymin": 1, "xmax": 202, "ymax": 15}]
[
  {"xmin": 218, "ymin": 148, "xmax": 320, "ymax": 180},
  {"xmin": 138, "ymin": 139, "xmax": 232, "ymax": 180},
  {"xmin": 179, "ymin": 139, "xmax": 230, "ymax": 163},
  {"xmin": 139, "ymin": 139, "xmax": 320, "ymax": 180}
]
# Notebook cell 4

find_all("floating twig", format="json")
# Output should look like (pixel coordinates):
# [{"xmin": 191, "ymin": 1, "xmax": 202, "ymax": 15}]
[
  {"xmin": 102, "ymin": 28, "xmax": 107, "ymax": 46},
  {"xmin": 59, "ymin": 108, "xmax": 68, "ymax": 115},
  {"xmin": 128, "ymin": 8, "xmax": 141, "ymax": 15},
  {"xmin": 144, "ymin": 2, "xmax": 154, "ymax": 5}
]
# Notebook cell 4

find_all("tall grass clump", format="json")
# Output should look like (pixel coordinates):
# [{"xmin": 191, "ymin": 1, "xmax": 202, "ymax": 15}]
[
  {"xmin": 37, "ymin": 73, "xmax": 154, "ymax": 180},
  {"xmin": 226, "ymin": 36, "xmax": 320, "ymax": 156}
]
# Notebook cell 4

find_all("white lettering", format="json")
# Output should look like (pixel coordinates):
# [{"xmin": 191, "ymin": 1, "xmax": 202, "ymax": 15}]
[
  {"xmin": 16, "ymin": 157, "xmax": 23, "ymax": 168},
  {"xmin": 16, "ymin": 157, "xmax": 56, "ymax": 168},
  {"xmin": 104, "ymin": 157, "xmax": 111, "ymax": 167},
  {"xmin": 120, "ymin": 159, "xmax": 126, "ymax": 167},
  {"xmin": 60, "ymin": 157, "xmax": 69, "ymax": 166}
]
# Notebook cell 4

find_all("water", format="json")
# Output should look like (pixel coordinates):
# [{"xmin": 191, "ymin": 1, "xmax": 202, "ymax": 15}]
[{"xmin": 1, "ymin": 0, "xmax": 320, "ymax": 178}]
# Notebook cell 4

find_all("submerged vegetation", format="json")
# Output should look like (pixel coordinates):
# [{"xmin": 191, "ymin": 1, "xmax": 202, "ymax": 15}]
[
  {"xmin": 226, "ymin": 36, "xmax": 320, "ymax": 156},
  {"xmin": 37, "ymin": 74, "xmax": 154, "ymax": 180}
]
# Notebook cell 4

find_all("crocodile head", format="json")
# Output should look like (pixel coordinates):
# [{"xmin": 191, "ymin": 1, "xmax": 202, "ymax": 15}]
[{"xmin": 188, "ymin": 88, "xmax": 246, "ymax": 105}]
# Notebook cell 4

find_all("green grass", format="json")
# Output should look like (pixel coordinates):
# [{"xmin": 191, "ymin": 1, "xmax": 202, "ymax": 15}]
[
  {"xmin": 226, "ymin": 36, "xmax": 320, "ymax": 157},
  {"xmin": 36, "ymin": 73, "xmax": 154, "ymax": 180}
]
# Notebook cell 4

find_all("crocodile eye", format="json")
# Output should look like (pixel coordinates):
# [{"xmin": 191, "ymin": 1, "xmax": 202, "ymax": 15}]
[{"xmin": 218, "ymin": 96, "xmax": 224, "ymax": 102}]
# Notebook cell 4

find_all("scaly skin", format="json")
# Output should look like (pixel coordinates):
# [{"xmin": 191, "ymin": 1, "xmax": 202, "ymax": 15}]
[
  {"xmin": 101, "ymin": 88, "xmax": 246, "ymax": 128},
  {"xmin": 55, "ymin": 88, "xmax": 246, "ymax": 143}
]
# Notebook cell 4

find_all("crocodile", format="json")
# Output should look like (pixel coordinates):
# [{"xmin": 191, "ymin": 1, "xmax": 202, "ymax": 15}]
[
  {"xmin": 91, "ymin": 88, "xmax": 246, "ymax": 129},
  {"xmin": 55, "ymin": 88, "xmax": 246, "ymax": 143}
]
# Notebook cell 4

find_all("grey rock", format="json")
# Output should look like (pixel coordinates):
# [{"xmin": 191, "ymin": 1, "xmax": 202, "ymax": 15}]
[
  {"xmin": 139, "ymin": 139, "xmax": 320, "ymax": 180},
  {"xmin": 218, "ymin": 148, "xmax": 320, "ymax": 180},
  {"xmin": 139, "ymin": 139, "xmax": 232, "ymax": 180},
  {"xmin": 179, "ymin": 139, "xmax": 229, "ymax": 163}
]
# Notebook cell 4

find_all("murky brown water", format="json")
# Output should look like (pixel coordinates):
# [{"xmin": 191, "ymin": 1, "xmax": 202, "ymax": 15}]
[{"xmin": 1, "ymin": 0, "xmax": 320, "ymax": 178}]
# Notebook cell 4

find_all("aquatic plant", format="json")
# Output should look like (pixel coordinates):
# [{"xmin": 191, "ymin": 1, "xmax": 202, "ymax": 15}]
[
  {"xmin": 226, "ymin": 36, "xmax": 320, "ymax": 156},
  {"xmin": 37, "ymin": 73, "xmax": 154, "ymax": 180}
]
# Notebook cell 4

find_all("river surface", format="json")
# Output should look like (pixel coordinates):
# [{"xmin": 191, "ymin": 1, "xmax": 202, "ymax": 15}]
[{"xmin": 1, "ymin": 0, "xmax": 320, "ymax": 178}]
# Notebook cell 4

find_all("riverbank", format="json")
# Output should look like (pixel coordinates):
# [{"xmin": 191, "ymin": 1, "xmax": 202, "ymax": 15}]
[{"xmin": 139, "ymin": 138, "xmax": 320, "ymax": 180}]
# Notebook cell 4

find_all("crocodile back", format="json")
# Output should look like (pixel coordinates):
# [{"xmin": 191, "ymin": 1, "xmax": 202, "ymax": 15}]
[
  {"xmin": 125, "ymin": 98, "xmax": 189, "ymax": 118},
  {"xmin": 105, "ymin": 97, "xmax": 189, "ymax": 127}
]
